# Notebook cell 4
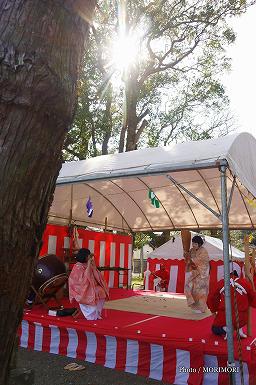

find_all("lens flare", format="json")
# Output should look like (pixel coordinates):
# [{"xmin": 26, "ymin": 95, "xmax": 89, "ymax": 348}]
[{"xmin": 112, "ymin": 35, "xmax": 137, "ymax": 71}]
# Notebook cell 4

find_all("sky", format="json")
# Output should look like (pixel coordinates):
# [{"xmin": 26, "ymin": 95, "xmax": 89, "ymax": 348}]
[{"xmin": 223, "ymin": 6, "xmax": 256, "ymax": 137}]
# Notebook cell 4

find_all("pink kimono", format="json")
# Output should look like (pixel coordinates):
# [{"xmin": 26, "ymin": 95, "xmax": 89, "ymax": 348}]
[
  {"xmin": 184, "ymin": 246, "xmax": 210, "ymax": 312},
  {"xmin": 69, "ymin": 259, "xmax": 109, "ymax": 320}
]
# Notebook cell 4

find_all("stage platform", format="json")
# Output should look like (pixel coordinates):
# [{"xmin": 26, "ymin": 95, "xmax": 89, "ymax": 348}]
[{"xmin": 19, "ymin": 289, "xmax": 256, "ymax": 385}]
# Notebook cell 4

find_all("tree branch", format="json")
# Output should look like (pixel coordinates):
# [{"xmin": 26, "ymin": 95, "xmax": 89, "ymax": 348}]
[
  {"xmin": 135, "ymin": 119, "xmax": 148, "ymax": 144},
  {"xmin": 137, "ymin": 108, "xmax": 150, "ymax": 124}
]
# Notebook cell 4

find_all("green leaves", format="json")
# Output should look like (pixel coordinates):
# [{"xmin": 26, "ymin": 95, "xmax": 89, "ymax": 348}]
[
  {"xmin": 223, "ymin": 28, "xmax": 236, "ymax": 43},
  {"xmin": 63, "ymin": 0, "xmax": 253, "ymax": 159}
]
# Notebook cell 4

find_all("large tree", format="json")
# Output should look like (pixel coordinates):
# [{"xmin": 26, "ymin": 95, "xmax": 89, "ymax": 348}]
[
  {"xmin": 65, "ymin": 0, "xmax": 253, "ymax": 159},
  {"xmin": 0, "ymin": 1, "xmax": 95, "ymax": 383},
  {"xmin": 120, "ymin": 0, "xmax": 252, "ymax": 151}
]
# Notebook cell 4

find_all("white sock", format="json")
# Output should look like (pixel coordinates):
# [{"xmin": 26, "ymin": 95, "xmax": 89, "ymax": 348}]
[{"xmin": 192, "ymin": 309, "xmax": 202, "ymax": 314}]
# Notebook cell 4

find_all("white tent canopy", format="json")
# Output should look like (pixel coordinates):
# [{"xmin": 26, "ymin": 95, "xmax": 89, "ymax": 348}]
[
  {"xmin": 147, "ymin": 232, "xmax": 245, "ymax": 261},
  {"xmin": 49, "ymin": 132, "xmax": 256, "ymax": 232}
]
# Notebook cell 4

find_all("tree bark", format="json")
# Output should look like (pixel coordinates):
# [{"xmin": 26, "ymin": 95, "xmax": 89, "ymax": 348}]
[
  {"xmin": 0, "ymin": 1, "xmax": 95, "ymax": 384},
  {"xmin": 102, "ymin": 130, "xmax": 111, "ymax": 155},
  {"xmin": 101, "ymin": 88, "xmax": 112, "ymax": 155},
  {"xmin": 119, "ymin": 122, "xmax": 127, "ymax": 153},
  {"xmin": 124, "ymin": 72, "xmax": 139, "ymax": 152}
]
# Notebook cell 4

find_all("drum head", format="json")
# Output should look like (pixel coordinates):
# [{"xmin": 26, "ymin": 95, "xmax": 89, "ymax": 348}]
[{"xmin": 32, "ymin": 254, "xmax": 66, "ymax": 290}]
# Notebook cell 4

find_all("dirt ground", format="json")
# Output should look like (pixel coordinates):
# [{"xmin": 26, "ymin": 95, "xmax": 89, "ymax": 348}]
[{"xmin": 17, "ymin": 348, "xmax": 170, "ymax": 385}]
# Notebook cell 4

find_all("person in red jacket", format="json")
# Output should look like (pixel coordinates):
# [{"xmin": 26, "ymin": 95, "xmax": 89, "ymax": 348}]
[
  {"xmin": 207, "ymin": 270, "xmax": 256, "ymax": 338},
  {"xmin": 151, "ymin": 264, "xmax": 170, "ymax": 292}
]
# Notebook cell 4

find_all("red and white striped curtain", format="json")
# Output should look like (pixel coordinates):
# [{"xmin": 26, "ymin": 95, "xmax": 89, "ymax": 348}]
[
  {"xmin": 145, "ymin": 258, "xmax": 244, "ymax": 293},
  {"xmin": 40, "ymin": 224, "xmax": 133, "ymax": 288}
]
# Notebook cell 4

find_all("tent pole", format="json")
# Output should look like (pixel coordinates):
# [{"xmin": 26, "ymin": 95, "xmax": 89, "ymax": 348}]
[
  {"xmin": 220, "ymin": 165, "xmax": 236, "ymax": 385},
  {"xmin": 166, "ymin": 174, "xmax": 221, "ymax": 219},
  {"xmin": 140, "ymin": 247, "xmax": 144, "ymax": 278}
]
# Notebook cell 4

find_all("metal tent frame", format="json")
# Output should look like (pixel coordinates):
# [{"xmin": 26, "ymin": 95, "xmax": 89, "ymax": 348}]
[
  {"xmin": 51, "ymin": 133, "xmax": 256, "ymax": 385},
  {"xmin": 55, "ymin": 160, "xmax": 238, "ymax": 384},
  {"xmin": 167, "ymin": 163, "xmax": 237, "ymax": 384}
]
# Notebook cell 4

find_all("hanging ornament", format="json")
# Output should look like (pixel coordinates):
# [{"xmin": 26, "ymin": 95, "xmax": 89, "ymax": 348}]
[
  {"xmin": 245, "ymin": 197, "xmax": 256, "ymax": 209},
  {"xmin": 148, "ymin": 189, "xmax": 160, "ymax": 208},
  {"xmin": 86, "ymin": 196, "xmax": 93, "ymax": 217}
]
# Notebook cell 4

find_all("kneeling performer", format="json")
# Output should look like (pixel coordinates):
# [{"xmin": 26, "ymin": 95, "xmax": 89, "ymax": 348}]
[
  {"xmin": 151, "ymin": 264, "xmax": 170, "ymax": 292},
  {"xmin": 69, "ymin": 248, "xmax": 109, "ymax": 320},
  {"xmin": 207, "ymin": 270, "xmax": 256, "ymax": 338}
]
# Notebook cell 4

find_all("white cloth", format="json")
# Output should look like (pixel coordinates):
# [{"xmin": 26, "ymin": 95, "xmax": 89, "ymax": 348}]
[{"xmin": 79, "ymin": 299, "xmax": 105, "ymax": 320}]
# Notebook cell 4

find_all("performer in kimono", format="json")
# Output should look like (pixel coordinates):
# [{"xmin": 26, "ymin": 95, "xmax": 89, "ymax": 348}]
[
  {"xmin": 69, "ymin": 248, "xmax": 109, "ymax": 320},
  {"xmin": 207, "ymin": 270, "xmax": 256, "ymax": 338},
  {"xmin": 184, "ymin": 235, "xmax": 210, "ymax": 313},
  {"xmin": 151, "ymin": 264, "xmax": 170, "ymax": 292}
]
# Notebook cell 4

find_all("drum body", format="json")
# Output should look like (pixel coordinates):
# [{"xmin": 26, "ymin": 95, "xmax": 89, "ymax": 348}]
[{"xmin": 32, "ymin": 254, "xmax": 66, "ymax": 291}]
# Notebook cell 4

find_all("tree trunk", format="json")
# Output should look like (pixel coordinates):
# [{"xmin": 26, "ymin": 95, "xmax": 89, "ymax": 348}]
[
  {"xmin": 101, "ymin": 88, "xmax": 112, "ymax": 155},
  {"xmin": 124, "ymin": 73, "xmax": 139, "ymax": 152},
  {"xmin": 0, "ymin": 1, "xmax": 94, "ymax": 384},
  {"xmin": 119, "ymin": 122, "xmax": 127, "ymax": 153},
  {"xmin": 102, "ymin": 130, "xmax": 111, "ymax": 155}
]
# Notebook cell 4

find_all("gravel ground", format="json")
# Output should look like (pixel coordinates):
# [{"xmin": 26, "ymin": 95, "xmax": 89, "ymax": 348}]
[{"xmin": 17, "ymin": 348, "xmax": 170, "ymax": 385}]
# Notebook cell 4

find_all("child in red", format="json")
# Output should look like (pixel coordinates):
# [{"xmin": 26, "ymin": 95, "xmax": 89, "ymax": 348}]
[
  {"xmin": 207, "ymin": 270, "xmax": 256, "ymax": 338},
  {"xmin": 152, "ymin": 264, "xmax": 170, "ymax": 291}
]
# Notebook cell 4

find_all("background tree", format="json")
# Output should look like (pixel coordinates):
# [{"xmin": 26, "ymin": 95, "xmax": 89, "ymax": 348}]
[
  {"xmin": 122, "ymin": 0, "xmax": 248, "ymax": 151},
  {"xmin": 63, "ymin": 2, "xmax": 123, "ymax": 160},
  {"xmin": 0, "ymin": 1, "xmax": 95, "ymax": 383},
  {"xmin": 65, "ymin": 0, "xmax": 252, "ymax": 159},
  {"xmin": 63, "ymin": 0, "xmax": 253, "ymax": 256}
]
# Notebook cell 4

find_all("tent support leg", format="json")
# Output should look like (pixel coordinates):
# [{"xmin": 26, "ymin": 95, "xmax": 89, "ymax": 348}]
[
  {"xmin": 220, "ymin": 165, "xmax": 236, "ymax": 385},
  {"xmin": 227, "ymin": 176, "xmax": 236, "ymax": 214}
]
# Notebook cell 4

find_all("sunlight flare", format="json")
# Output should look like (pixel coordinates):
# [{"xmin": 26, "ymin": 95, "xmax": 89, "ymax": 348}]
[{"xmin": 111, "ymin": 32, "xmax": 141, "ymax": 72}]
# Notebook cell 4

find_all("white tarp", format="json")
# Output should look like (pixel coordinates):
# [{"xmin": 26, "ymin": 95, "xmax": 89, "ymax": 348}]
[
  {"xmin": 147, "ymin": 232, "xmax": 245, "ymax": 261},
  {"xmin": 49, "ymin": 132, "xmax": 256, "ymax": 231}
]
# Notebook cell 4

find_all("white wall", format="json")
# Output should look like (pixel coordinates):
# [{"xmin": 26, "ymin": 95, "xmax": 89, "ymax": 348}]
[{"xmin": 133, "ymin": 244, "xmax": 153, "ymax": 259}]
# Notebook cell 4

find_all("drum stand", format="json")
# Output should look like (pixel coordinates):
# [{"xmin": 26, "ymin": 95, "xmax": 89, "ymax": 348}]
[
  {"xmin": 31, "ymin": 273, "xmax": 68, "ymax": 311},
  {"xmin": 30, "ymin": 285, "xmax": 49, "ymax": 311}
]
